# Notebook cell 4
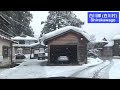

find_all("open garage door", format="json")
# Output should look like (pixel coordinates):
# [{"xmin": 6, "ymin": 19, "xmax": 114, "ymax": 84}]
[{"xmin": 50, "ymin": 45, "xmax": 78, "ymax": 64}]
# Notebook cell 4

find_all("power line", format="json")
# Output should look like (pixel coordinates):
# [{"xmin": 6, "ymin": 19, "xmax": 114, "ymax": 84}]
[
  {"xmin": 0, "ymin": 12, "xmax": 31, "ymax": 30},
  {"xmin": 4, "ymin": 24, "xmax": 17, "ymax": 36}
]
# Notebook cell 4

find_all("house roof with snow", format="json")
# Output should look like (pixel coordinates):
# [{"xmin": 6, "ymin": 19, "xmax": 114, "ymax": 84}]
[
  {"xmin": 11, "ymin": 36, "xmax": 38, "ymax": 41},
  {"xmin": 95, "ymin": 37, "xmax": 108, "ymax": 43},
  {"xmin": 112, "ymin": 35, "xmax": 120, "ymax": 40},
  {"xmin": 0, "ymin": 34, "xmax": 17, "ymax": 43},
  {"xmin": 104, "ymin": 41, "xmax": 114, "ymax": 47},
  {"xmin": 13, "ymin": 42, "xmax": 46, "ymax": 48},
  {"xmin": 13, "ymin": 42, "xmax": 40, "ymax": 47},
  {"xmin": 41, "ymin": 26, "xmax": 90, "ymax": 44},
  {"xmin": 0, "ymin": 29, "xmax": 17, "ymax": 43}
]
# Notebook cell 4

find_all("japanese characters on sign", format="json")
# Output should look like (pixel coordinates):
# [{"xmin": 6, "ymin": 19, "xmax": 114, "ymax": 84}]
[{"xmin": 88, "ymin": 12, "xmax": 119, "ymax": 23}]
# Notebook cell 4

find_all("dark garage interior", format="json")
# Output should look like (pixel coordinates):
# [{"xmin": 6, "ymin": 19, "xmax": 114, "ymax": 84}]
[{"xmin": 50, "ymin": 45, "xmax": 78, "ymax": 64}]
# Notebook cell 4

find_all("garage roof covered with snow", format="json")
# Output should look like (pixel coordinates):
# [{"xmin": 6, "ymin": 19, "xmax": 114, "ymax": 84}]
[{"xmin": 42, "ymin": 26, "xmax": 90, "ymax": 44}]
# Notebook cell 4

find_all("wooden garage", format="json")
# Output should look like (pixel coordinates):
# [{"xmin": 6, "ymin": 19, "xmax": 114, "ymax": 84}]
[{"xmin": 42, "ymin": 26, "xmax": 90, "ymax": 65}]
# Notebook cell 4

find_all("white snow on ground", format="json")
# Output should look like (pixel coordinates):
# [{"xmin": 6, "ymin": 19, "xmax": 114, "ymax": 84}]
[
  {"xmin": 44, "ymin": 58, "xmax": 103, "ymax": 78},
  {"xmin": 0, "ymin": 60, "xmax": 47, "ymax": 79},
  {"xmin": 0, "ymin": 57, "xmax": 103, "ymax": 79},
  {"xmin": 72, "ymin": 60, "xmax": 110, "ymax": 78},
  {"xmin": 96, "ymin": 60, "xmax": 113, "ymax": 79},
  {"xmin": 86, "ymin": 58, "xmax": 103, "ymax": 66},
  {"xmin": 109, "ymin": 59, "xmax": 120, "ymax": 79}
]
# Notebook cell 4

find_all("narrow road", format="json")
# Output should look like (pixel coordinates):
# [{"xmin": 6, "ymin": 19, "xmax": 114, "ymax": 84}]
[
  {"xmin": 93, "ymin": 60, "xmax": 114, "ymax": 79},
  {"xmin": 70, "ymin": 60, "xmax": 113, "ymax": 79}
]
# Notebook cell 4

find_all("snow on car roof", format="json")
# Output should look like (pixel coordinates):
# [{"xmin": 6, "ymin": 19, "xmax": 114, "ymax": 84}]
[
  {"xmin": 11, "ymin": 36, "xmax": 38, "ymax": 41},
  {"xmin": 41, "ymin": 26, "xmax": 90, "ymax": 42},
  {"xmin": 112, "ymin": 35, "xmax": 120, "ymax": 40}
]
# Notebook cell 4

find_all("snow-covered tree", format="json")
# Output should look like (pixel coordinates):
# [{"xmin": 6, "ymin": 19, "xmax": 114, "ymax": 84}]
[
  {"xmin": 0, "ymin": 11, "xmax": 34, "ymax": 37},
  {"xmin": 87, "ymin": 34, "xmax": 96, "ymax": 50},
  {"xmin": 41, "ymin": 11, "xmax": 84, "ymax": 34}
]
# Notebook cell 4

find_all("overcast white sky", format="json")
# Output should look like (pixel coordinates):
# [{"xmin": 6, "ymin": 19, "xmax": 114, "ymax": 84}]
[{"xmin": 30, "ymin": 11, "xmax": 120, "ymax": 40}]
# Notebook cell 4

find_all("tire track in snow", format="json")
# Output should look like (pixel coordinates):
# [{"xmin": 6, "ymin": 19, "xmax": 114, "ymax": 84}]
[
  {"xmin": 93, "ymin": 60, "xmax": 114, "ymax": 79},
  {"xmin": 69, "ymin": 61, "xmax": 106, "ymax": 77}
]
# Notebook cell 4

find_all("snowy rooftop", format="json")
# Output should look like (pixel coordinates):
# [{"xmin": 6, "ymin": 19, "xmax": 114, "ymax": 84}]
[
  {"xmin": 95, "ymin": 37, "xmax": 108, "ymax": 43},
  {"xmin": 11, "ymin": 36, "xmax": 38, "ymax": 41},
  {"xmin": 0, "ymin": 34, "xmax": 17, "ymax": 43},
  {"xmin": 104, "ymin": 41, "xmax": 114, "ymax": 47},
  {"xmin": 13, "ymin": 42, "xmax": 40, "ymax": 47},
  {"xmin": 41, "ymin": 26, "xmax": 90, "ymax": 43},
  {"xmin": 112, "ymin": 35, "xmax": 120, "ymax": 40}
]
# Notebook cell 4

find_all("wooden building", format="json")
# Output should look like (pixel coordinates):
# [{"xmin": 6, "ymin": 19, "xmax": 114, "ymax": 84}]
[
  {"xmin": 112, "ymin": 35, "xmax": 120, "ymax": 56},
  {"xmin": 99, "ymin": 41, "xmax": 113, "ymax": 59},
  {"xmin": 0, "ymin": 15, "xmax": 16, "ymax": 64},
  {"xmin": 42, "ymin": 26, "xmax": 90, "ymax": 65},
  {"xmin": 11, "ymin": 35, "xmax": 38, "ymax": 54}
]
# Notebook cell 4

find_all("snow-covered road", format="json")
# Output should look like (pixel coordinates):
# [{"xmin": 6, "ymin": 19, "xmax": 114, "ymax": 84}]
[
  {"xmin": 93, "ymin": 60, "xmax": 114, "ymax": 79},
  {"xmin": 109, "ymin": 59, "xmax": 120, "ymax": 79},
  {"xmin": 0, "ymin": 57, "xmax": 103, "ymax": 79},
  {"xmin": 0, "ymin": 56, "xmax": 120, "ymax": 79},
  {"xmin": 70, "ymin": 60, "xmax": 113, "ymax": 79}
]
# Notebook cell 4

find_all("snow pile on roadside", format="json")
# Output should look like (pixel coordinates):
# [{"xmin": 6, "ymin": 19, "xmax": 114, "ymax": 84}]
[
  {"xmin": 109, "ymin": 59, "xmax": 120, "ymax": 79},
  {"xmin": 0, "ymin": 58, "xmax": 103, "ymax": 79},
  {"xmin": 85, "ymin": 58, "xmax": 103, "ymax": 66}
]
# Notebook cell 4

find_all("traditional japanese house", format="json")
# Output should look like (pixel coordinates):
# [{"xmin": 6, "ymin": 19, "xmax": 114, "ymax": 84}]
[
  {"xmin": 93, "ymin": 37, "xmax": 114, "ymax": 59},
  {"xmin": 11, "ymin": 35, "xmax": 38, "ymax": 54},
  {"xmin": 101, "ymin": 41, "xmax": 113, "ymax": 59},
  {"xmin": 42, "ymin": 26, "xmax": 90, "ymax": 65},
  {"xmin": 0, "ymin": 15, "xmax": 16, "ymax": 64}
]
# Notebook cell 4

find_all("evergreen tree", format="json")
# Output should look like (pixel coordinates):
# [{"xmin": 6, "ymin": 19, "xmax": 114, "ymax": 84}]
[
  {"xmin": 0, "ymin": 11, "xmax": 34, "ymax": 37},
  {"xmin": 41, "ymin": 11, "xmax": 84, "ymax": 34}
]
